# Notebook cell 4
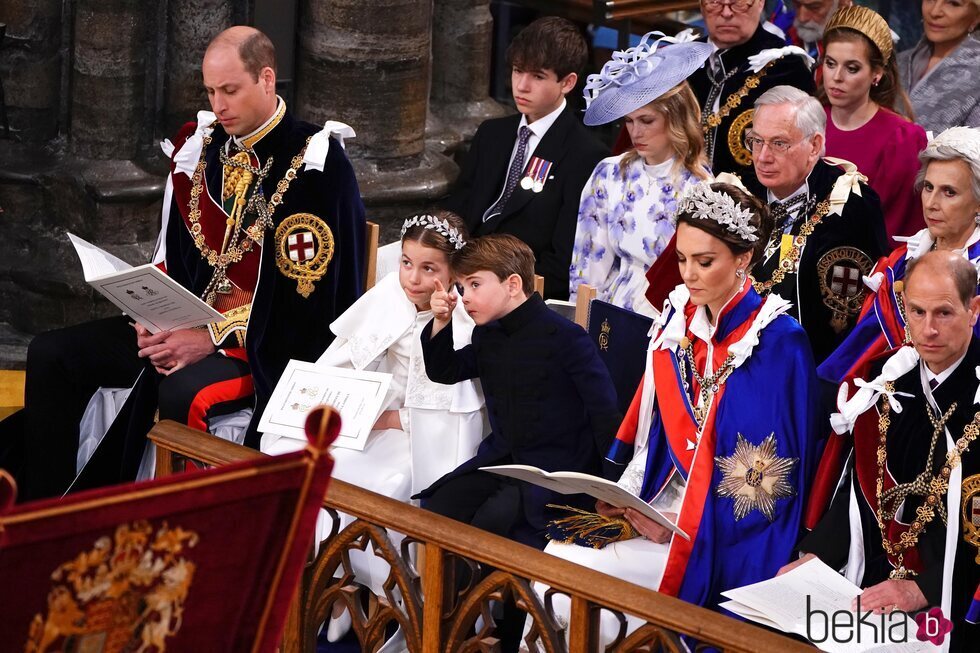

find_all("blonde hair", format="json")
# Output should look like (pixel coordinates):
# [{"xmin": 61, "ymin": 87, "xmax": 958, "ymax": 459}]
[{"xmin": 619, "ymin": 82, "xmax": 710, "ymax": 183}]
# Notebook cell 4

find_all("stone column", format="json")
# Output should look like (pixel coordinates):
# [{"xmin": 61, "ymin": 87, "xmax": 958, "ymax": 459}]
[
  {"xmin": 163, "ymin": 0, "xmax": 234, "ymax": 139},
  {"xmin": 295, "ymin": 0, "xmax": 457, "ymax": 230},
  {"xmin": 0, "ymin": 0, "xmax": 63, "ymax": 142},
  {"xmin": 429, "ymin": 0, "xmax": 508, "ymax": 150},
  {"xmin": 70, "ymin": 0, "xmax": 151, "ymax": 160}
]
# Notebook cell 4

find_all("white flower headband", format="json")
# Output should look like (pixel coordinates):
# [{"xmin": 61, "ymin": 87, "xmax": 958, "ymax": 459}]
[
  {"xmin": 400, "ymin": 214, "xmax": 466, "ymax": 251},
  {"xmin": 582, "ymin": 29, "xmax": 698, "ymax": 110},
  {"xmin": 677, "ymin": 182, "xmax": 758, "ymax": 243}
]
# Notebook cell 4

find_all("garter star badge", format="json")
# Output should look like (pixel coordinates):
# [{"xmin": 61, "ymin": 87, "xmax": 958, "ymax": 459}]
[
  {"xmin": 275, "ymin": 212, "xmax": 334, "ymax": 298},
  {"xmin": 817, "ymin": 246, "xmax": 873, "ymax": 333},
  {"xmin": 962, "ymin": 474, "xmax": 980, "ymax": 563},
  {"xmin": 715, "ymin": 433, "xmax": 798, "ymax": 521}
]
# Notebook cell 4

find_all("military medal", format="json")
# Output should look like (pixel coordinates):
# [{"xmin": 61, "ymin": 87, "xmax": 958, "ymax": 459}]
[{"xmin": 522, "ymin": 156, "xmax": 553, "ymax": 194}]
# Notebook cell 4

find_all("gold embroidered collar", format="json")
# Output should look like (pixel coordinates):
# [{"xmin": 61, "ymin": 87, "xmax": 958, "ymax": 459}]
[{"xmin": 234, "ymin": 96, "xmax": 286, "ymax": 150}]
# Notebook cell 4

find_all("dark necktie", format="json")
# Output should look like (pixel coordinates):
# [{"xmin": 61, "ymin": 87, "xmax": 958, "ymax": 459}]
[
  {"xmin": 484, "ymin": 126, "xmax": 532, "ymax": 222},
  {"xmin": 769, "ymin": 193, "xmax": 808, "ymax": 234},
  {"xmin": 708, "ymin": 51, "xmax": 726, "ymax": 86},
  {"xmin": 768, "ymin": 201, "xmax": 789, "ymax": 233},
  {"xmin": 929, "ymin": 377, "xmax": 939, "ymax": 391}
]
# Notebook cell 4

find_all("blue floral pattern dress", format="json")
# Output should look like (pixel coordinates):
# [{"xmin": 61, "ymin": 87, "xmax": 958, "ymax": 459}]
[{"xmin": 569, "ymin": 154, "xmax": 703, "ymax": 317}]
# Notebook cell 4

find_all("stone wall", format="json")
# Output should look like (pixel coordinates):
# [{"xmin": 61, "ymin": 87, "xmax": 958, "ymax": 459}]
[{"xmin": 0, "ymin": 0, "xmax": 503, "ymax": 363}]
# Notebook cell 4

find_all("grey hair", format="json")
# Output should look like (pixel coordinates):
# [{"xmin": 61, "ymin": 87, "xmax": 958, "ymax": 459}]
[
  {"xmin": 754, "ymin": 85, "xmax": 827, "ymax": 155},
  {"xmin": 915, "ymin": 143, "xmax": 980, "ymax": 203}
]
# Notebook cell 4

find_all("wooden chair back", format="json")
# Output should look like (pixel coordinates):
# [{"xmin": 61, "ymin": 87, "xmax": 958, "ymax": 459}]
[
  {"xmin": 364, "ymin": 221, "xmax": 380, "ymax": 291},
  {"xmin": 574, "ymin": 283, "xmax": 597, "ymax": 329}
]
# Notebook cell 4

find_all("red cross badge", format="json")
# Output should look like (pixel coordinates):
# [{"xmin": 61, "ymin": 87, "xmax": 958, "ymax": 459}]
[
  {"xmin": 831, "ymin": 264, "xmax": 862, "ymax": 298},
  {"xmin": 287, "ymin": 230, "xmax": 317, "ymax": 263},
  {"xmin": 817, "ymin": 246, "xmax": 874, "ymax": 333},
  {"xmin": 275, "ymin": 213, "xmax": 335, "ymax": 298}
]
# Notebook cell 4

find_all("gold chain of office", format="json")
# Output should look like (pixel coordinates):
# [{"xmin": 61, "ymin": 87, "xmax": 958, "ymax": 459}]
[
  {"xmin": 752, "ymin": 200, "xmax": 832, "ymax": 295},
  {"xmin": 702, "ymin": 60, "xmax": 777, "ymax": 131},
  {"xmin": 874, "ymin": 383, "xmax": 979, "ymax": 579},
  {"xmin": 676, "ymin": 337, "xmax": 737, "ymax": 428},
  {"xmin": 186, "ymin": 126, "xmax": 311, "ymax": 304}
]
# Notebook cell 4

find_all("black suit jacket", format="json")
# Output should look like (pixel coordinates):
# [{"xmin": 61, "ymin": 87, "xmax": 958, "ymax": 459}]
[
  {"xmin": 747, "ymin": 159, "xmax": 888, "ymax": 365},
  {"xmin": 688, "ymin": 25, "xmax": 816, "ymax": 181},
  {"xmin": 443, "ymin": 109, "xmax": 608, "ymax": 299},
  {"xmin": 417, "ymin": 294, "xmax": 622, "ymax": 544}
]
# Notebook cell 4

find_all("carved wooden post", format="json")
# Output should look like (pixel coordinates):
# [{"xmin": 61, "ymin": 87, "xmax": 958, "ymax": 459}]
[
  {"xmin": 430, "ymin": 0, "xmax": 508, "ymax": 147},
  {"xmin": 70, "ymin": 0, "xmax": 150, "ymax": 159},
  {"xmin": 295, "ymin": 0, "xmax": 456, "ymax": 225},
  {"xmin": 422, "ymin": 543, "xmax": 446, "ymax": 653},
  {"xmin": 163, "ymin": 0, "xmax": 234, "ymax": 139}
]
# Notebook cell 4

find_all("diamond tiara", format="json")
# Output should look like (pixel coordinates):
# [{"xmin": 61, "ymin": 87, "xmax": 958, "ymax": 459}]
[
  {"xmin": 677, "ymin": 182, "xmax": 758, "ymax": 243},
  {"xmin": 400, "ymin": 214, "xmax": 467, "ymax": 250}
]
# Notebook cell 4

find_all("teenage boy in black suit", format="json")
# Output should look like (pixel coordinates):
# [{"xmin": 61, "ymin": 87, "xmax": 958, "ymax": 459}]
[{"xmin": 443, "ymin": 17, "xmax": 608, "ymax": 300}]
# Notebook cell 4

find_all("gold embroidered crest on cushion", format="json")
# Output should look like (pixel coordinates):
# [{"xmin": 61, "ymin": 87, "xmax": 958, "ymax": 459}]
[{"xmin": 25, "ymin": 520, "xmax": 199, "ymax": 653}]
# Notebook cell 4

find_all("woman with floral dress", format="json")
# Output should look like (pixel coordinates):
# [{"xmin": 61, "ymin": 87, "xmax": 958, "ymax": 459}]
[{"xmin": 569, "ymin": 32, "xmax": 712, "ymax": 316}]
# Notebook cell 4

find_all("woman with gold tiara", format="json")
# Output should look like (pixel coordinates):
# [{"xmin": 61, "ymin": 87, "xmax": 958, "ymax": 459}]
[
  {"xmin": 820, "ymin": 5, "xmax": 927, "ymax": 244},
  {"xmin": 528, "ymin": 180, "xmax": 822, "ymax": 646}
]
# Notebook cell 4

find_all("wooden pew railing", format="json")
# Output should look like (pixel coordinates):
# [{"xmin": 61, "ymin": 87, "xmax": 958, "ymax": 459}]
[{"xmin": 149, "ymin": 420, "xmax": 813, "ymax": 653}]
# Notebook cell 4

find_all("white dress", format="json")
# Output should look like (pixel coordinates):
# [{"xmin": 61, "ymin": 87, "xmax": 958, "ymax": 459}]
[
  {"xmin": 569, "ymin": 154, "xmax": 705, "ymax": 317},
  {"xmin": 260, "ymin": 271, "xmax": 487, "ymax": 594}
]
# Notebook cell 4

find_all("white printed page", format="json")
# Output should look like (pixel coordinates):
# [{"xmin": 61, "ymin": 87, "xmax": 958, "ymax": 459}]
[
  {"xmin": 67, "ymin": 232, "xmax": 133, "ymax": 279},
  {"xmin": 722, "ymin": 558, "xmax": 931, "ymax": 653},
  {"xmin": 258, "ymin": 361, "xmax": 393, "ymax": 450},
  {"xmin": 90, "ymin": 265, "xmax": 224, "ymax": 333},
  {"xmin": 68, "ymin": 231, "xmax": 224, "ymax": 333}
]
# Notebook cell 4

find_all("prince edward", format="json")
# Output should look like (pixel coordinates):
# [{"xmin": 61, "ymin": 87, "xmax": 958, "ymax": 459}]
[{"xmin": 788, "ymin": 251, "xmax": 980, "ymax": 652}]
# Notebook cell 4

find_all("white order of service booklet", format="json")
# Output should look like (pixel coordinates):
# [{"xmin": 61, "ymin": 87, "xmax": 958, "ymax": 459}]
[
  {"xmin": 720, "ymin": 557, "xmax": 931, "ymax": 653},
  {"xmin": 68, "ymin": 232, "xmax": 224, "ymax": 333},
  {"xmin": 258, "ymin": 360, "xmax": 392, "ymax": 451},
  {"xmin": 479, "ymin": 464, "xmax": 689, "ymax": 540}
]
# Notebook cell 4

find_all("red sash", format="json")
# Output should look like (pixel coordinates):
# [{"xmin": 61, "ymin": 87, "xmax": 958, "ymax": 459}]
[
  {"xmin": 169, "ymin": 125, "xmax": 261, "ymax": 294},
  {"xmin": 852, "ymin": 404, "xmax": 924, "ymax": 574},
  {"xmin": 657, "ymin": 289, "xmax": 765, "ymax": 596}
]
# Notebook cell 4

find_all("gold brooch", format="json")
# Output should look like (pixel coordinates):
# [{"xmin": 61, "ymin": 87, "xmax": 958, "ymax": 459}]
[
  {"xmin": 275, "ymin": 213, "xmax": 335, "ymax": 298},
  {"xmin": 727, "ymin": 109, "xmax": 754, "ymax": 167},
  {"xmin": 715, "ymin": 433, "xmax": 798, "ymax": 521},
  {"xmin": 817, "ymin": 246, "xmax": 874, "ymax": 333}
]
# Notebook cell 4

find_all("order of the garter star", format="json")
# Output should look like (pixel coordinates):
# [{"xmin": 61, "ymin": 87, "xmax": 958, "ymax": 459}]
[{"xmin": 715, "ymin": 433, "xmax": 798, "ymax": 521}]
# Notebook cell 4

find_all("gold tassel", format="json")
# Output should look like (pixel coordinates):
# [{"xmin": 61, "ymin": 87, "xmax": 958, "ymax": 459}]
[{"xmin": 546, "ymin": 504, "xmax": 639, "ymax": 549}]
